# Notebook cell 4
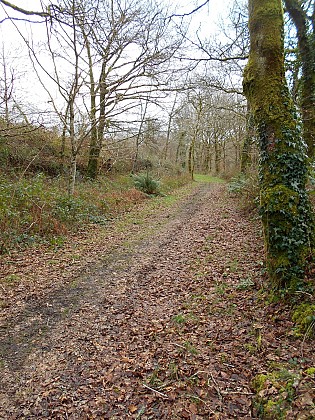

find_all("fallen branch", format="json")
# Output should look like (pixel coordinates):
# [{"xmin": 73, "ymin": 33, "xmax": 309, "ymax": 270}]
[
  {"xmin": 143, "ymin": 384, "xmax": 168, "ymax": 399},
  {"xmin": 208, "ymin": 372, "xmax": 223, "ymax": 401},
  {"xmin": 220, "ymin": 390, "xmax": 254, "ymax": 396}
]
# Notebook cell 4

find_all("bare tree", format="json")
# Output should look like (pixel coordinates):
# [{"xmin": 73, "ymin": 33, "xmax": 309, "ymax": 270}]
[{"xmin": 73, "ymin": 0, "xmax": 189, "ymax": 178}]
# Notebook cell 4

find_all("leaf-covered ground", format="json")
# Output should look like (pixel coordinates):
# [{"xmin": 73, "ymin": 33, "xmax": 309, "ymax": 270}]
[{"xmin": 0, "ymin": 182, "xmax": 314, "ymax": 419}]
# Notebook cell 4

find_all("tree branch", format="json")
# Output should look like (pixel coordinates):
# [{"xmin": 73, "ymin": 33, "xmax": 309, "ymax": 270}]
[{"xmin": 0, "ymin": 0, "xmax": 49, "ymax": 17}]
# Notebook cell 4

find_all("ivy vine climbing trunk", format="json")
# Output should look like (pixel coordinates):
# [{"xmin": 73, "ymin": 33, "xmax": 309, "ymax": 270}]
[{"xmin": 243, "ymin": 0, "xmax": 314, "ymax": 290}]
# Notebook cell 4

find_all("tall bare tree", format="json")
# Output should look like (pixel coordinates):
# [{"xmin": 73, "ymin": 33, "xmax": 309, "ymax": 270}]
[{"xmin": 65, "ymin": 0, "xmax": 188, "ymax": 178}]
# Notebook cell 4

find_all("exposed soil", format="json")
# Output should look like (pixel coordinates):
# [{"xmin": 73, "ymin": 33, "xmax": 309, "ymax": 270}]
[{"xmin": 0, "ymin": 182, "xmax": 314, "ymax": 419}]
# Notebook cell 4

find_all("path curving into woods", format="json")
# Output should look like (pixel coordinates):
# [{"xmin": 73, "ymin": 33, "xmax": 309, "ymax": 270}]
[{"xmin": 0, "ymin": 182, "xmax": 313, "ymax": 419}]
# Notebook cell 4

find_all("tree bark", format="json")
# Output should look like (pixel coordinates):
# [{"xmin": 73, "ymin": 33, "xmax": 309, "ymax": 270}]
[
  {"xmin": 284, "ymin": 0, "xmax": 315, "ymax": 158},
  {"xmin": 85, "ymin": 34, "xmax": 99, "ymax": 179},
  {"xmin": 243, "ymin": 0, "xmax": 314, "ymax": 290},
  {"xmin": 241, "ymin": 111, "xmax": 255, "ymax": 173}
]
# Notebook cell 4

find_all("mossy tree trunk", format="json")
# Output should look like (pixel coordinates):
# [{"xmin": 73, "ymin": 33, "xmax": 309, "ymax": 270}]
[
  {"xmin": 243, "ymin": 0, "xmax": 314, "ymax": 290},
  {"xmin": 284, "ymin": 0, "xmax": 315, "ymax": 158}
]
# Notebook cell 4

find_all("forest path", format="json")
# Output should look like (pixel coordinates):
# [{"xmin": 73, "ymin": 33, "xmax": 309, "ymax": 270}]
[{"xmin": 0, "ymin": 181, "xmax": 309, "ymax": 419}]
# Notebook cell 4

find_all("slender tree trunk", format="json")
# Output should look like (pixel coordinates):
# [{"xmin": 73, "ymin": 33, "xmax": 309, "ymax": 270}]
[
  {"xmin": 188, "ymin": 137, "xmax": 195, "ymax": 180},
  {"xmin": 241, "ymin": 112, "xmax": 255, "ymax": 173},
  {"xmin": 68, "ymin": 98, "xmax": 77, "ymax": 196},
  {"xmin": 132, "ymin": 99, "xmax": 149, "ymax": 173},
  {"xmin": 87, "ymin": 60, "xmax": 107, "ymax": 179},
  {"xmin": 85, "ymin": 35, "xmax": 99, "ymax": 179},
  {"xmin": 243, "ymin": 0, "xmax": 314, "ymax": 290},
  {"xmin": 214, "ymin": 137, "xmax": 220, "ymax": 174},
  {"xmin": 176, "ymin": 132, "xmax": 185, "ymax": 165},
  {"xmin": 164, "ymin": 93, "xmax": 177, "ymax": 161}
]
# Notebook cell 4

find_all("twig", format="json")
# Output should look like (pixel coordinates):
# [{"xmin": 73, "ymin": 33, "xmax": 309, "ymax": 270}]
[
  {"xmin": 172, "ymin": 343, "xmax": 186, "ymax": 350},
  {"xmin": 223, "ymin": 363, "xmax": 236, "ymax": 368},
  {"xmin": 220, "ymin": 390, "xmax": 254, "ymax": 395},
  {"xmin": 300, "ymin": 320, "xmax": 315, "ymax": 358},
  {"xmin": 295, "ymin": 290, "xmax": 314, "ymax": 300},
  {"xmin": 143, "ymin": 384, "xmax": 168, "ymax": 399},
  {"xmin": 208, "ymin": 372, "xmax": 223, "ymax": 401}
]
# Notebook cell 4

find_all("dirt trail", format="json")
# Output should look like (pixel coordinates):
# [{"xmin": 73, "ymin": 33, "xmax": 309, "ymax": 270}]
[{"xmin": 0, "ymin": 182, "xmax": 312, "ymax": 419}]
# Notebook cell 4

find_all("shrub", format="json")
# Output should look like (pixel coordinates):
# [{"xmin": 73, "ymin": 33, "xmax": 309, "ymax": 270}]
[
  {"xmin": 228, "ymin": 171, "xmax": 259, "ymax": 210},
  {"xmin": 132, "ymin": 172, "xmax": 160, "ymax": 195}
]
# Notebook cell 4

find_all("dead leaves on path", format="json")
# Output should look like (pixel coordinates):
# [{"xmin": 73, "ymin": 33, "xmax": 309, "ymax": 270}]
[{"xmin": 0, "ymin": 184, "xmax": 314, "ymax": 419}]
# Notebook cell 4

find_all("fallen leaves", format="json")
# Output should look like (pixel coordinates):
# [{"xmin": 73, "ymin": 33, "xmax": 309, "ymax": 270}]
[{"xmin": 0, "ymin": 183, "xmax": 314, "ymax": 418}]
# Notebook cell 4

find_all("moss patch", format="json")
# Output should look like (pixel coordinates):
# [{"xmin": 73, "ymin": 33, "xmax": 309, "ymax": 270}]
[
  {"xmin": 292, "ymin": 303, "xmax": 315, "ymax": 337},
  {"xmin": 252, "ymin": 369, "xmax": 300, "ymax": 419}
]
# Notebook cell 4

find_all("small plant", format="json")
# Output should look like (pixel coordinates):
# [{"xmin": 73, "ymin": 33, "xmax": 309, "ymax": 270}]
[
  {"xmin": 167, "ymin": 361, "xmax": 179, "ymax": 379},
  {"xmin": 146, "ymin": 368, "xmax": 164, "ymax": 387},
  {"xmin": 1, "ymin": 274, "xmax": 20, "ymax": 284},
  {"xmin": 228, "ymin": 173, "xmax": 247, "ymax": 194},
  {"xmin": 236, "ymin": 277, "xmax": 255, "ymax": 290},
  {"xmin": 183, "ymin": 341, "xmax": 198, "ymax": 355},
  {"xmin": 215, "ymin": 282, "xmax": 228, "ymax": 296},
  {"xmin": 228, "ymin": 171, "xmax": 259, "ymax": 209},
  {"xmin": 132, "ymin": 172, "xmax": 160, "ymax": 195},
  {"xmin": 172, "ymin": 313, "xmax": 186, "ymax": 324}
]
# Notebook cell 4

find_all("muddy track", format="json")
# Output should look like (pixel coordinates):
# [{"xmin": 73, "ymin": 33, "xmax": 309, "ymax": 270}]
[
  {"xmin": 1, "ymin": 181, "xmax": 313, "ymax": 419},
  {"xmin": 0, "ymin": 183, "xmax": 207, "ymax": 372}
]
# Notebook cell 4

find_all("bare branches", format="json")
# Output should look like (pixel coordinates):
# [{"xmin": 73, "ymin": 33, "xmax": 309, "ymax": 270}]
[
  {"xmin": 167, "ymin": 0, "xmax": 209, "ymax": 19},
  {"xmin": 0, "ymin": 0, "xmax": 49, "ymax": 17}
]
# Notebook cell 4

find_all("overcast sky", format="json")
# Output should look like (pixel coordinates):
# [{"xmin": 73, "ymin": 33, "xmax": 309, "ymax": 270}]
[{"xmin": 0, "ymin": 0, "xmax": 236, "ymax": 124}]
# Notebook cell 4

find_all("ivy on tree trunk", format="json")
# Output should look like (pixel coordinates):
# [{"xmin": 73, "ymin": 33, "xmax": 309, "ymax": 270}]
[{"xmin": 243, "ymin": 0, "xmax": 314, "ymax": 291}]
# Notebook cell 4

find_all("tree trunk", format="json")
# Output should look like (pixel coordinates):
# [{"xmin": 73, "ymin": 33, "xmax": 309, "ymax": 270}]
[
  {"xmin": 214, "ymin": 137, "xmax": 220, "ymax": 174},
  {"xmin": 68, "ymin": 97, "xmax": 77, "ymax": 196},
  {"xmin": 284, "ymin": 0, "xmax": 315, "ymax": 158},
  {"xmin": 243, "ymin": 0, "xmax": 314, "ymax": 290},
  {"xmin": 188, "ymin": 137, "xmax": 195, "ymax": 180},
  {"xmin": 86, "ymin": 36, "xmax": 100, "ymax": 179},
  {"xmin": 241, "ymin": 112, "xmax": 255, "ymax": 173}
]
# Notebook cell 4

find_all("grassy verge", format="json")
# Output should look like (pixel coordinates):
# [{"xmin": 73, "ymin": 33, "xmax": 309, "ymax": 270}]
[
  {"xmin": 0, "ymin": 172, "xmax": 191, "ymax": 254},
  {"xmin": 194, "ymin": 174, "xmax": 225, "ymax": 183}
]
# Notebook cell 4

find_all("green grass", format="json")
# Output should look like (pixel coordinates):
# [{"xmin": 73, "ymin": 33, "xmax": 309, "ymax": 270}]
[{"xmin": 193, "ymin": 174, "xmax": 225, "ymax": 183}]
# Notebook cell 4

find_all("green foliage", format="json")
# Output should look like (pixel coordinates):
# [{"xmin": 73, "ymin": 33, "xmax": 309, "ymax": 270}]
[
  {"xmin": 292, "ymin": 303, "xmax": 315, "ymax": 337},
  {"xmin": 252, "ymin": 369, "xmax": 300, "ymax": 419},
  {"xmin": 236, "ymin": 277, "xmax": 255, "ymax": 290},
  {"xmin": 228, "ymin": 172, "xmax": 260, "ymax": 209},
  {"xmin": 194, "ymin": 174, "xmax": 225, "ymax": 183},
  {"xmin": 0, "ymin": 174, "xmax": 139, "ymax": 252},
  {"xmin": 183, "ymin": 341, "xmax": 198, "ymax": 355},
  {"xmin": 0, "ymin": 170, "xmax": 191, "ymax": 253},
  {"xmin": 257, "ymin": 125, "xmax": 315, "ymax": 292},
  {"xmin": 228, "ymin": 173, "xmax": 247, "ymax": 194},
  {"xmin": 132, "ymin": 172, "xmax": 160, "ymax": 195},
  {"xmin": 172, "ymin": 314, "xmax": 186, "ymax": 324},
  {"xmin": 305, "ymin": 367, "xmax": 315, "ymax": 376}
]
